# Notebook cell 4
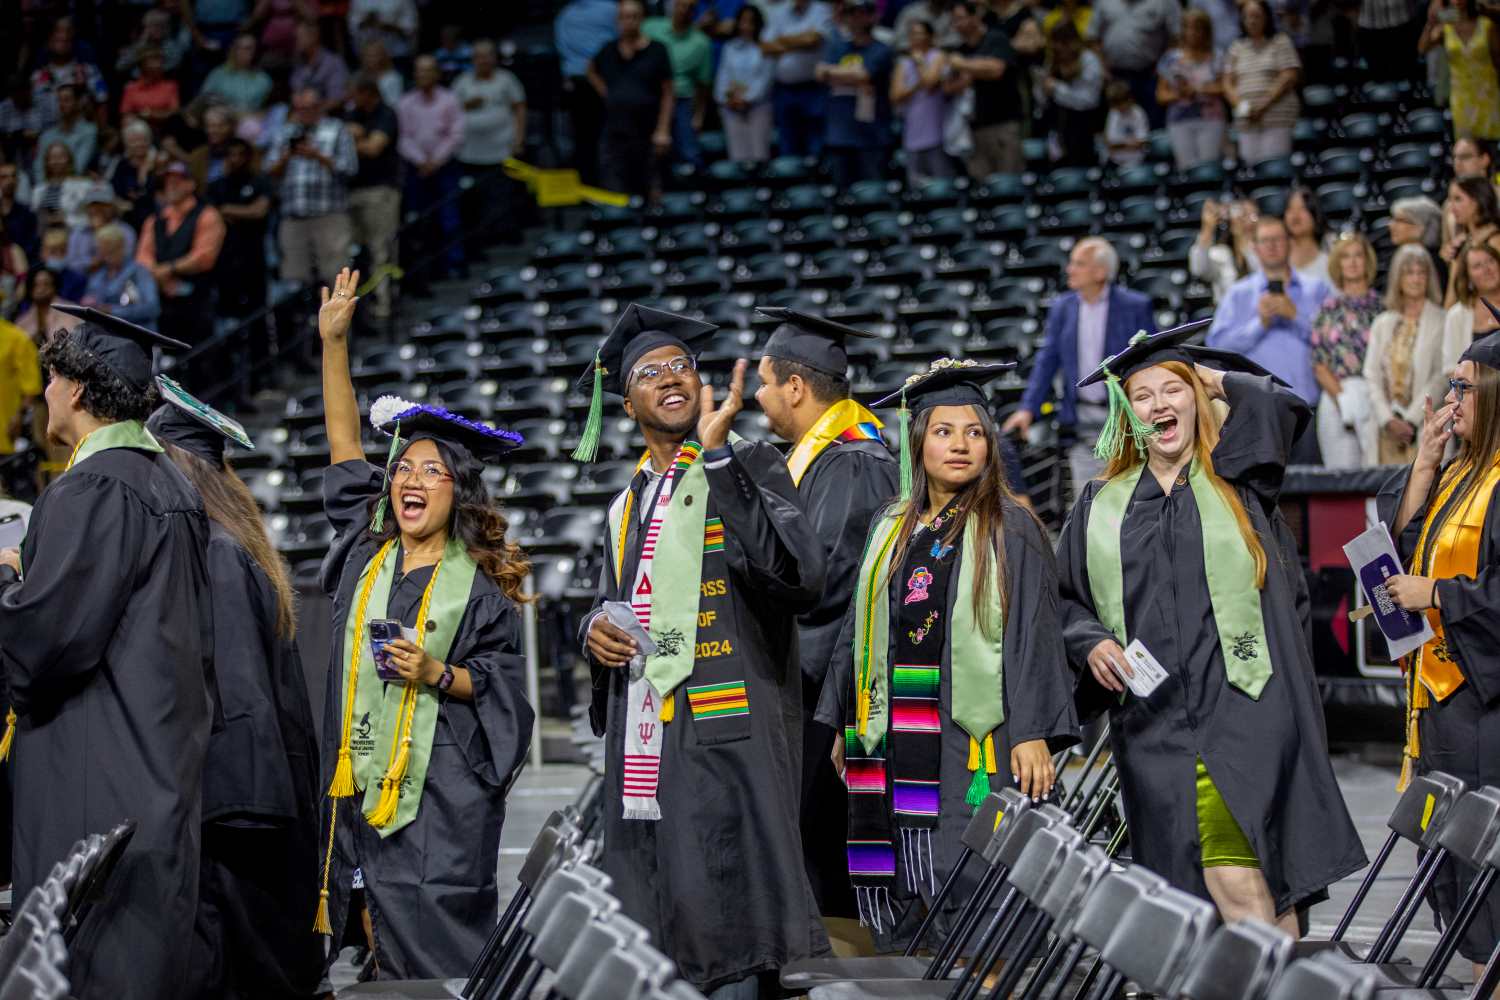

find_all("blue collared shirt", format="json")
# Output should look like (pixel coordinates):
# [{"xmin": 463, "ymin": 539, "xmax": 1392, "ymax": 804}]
[
  {"xmin": 83, "ymin": 260, "xmax": 160, "ymax": 327},
  {"xmin": 556, "ymin": 0, "xmax": 620, "ymax": 78},
  {"xmin": 1206, "ymin": 269, "xmax": 1331, "ymax": 406}
]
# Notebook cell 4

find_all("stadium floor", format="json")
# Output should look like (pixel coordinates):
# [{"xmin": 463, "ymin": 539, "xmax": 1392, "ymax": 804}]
[{"xmin": 328, "ymin": 746, "xmax": 1468, "ymax": 995}]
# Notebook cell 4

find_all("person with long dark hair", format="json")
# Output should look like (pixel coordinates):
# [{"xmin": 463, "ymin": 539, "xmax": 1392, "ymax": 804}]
[
  {"xmin": 1056, "ymin": 323, "xmax": 1366, "ymax": 929},
  {"xmin": 313, "ymin": 267, "xmax": 535, "ymax": 981},
  {"xmin": 1381, "ymin": 305, "xmax": 1500, "ymax": 986},
  {"xmin": 146, "ymin": 384, "xmax": 323, "ymax": 1000},
  {"xmin": 1443, "ymin": 175, "xmax": 1500, "ymax": 307},
  {"xmin": 817, "ymin": 358, "xmax": 1079, "ymax": 942}
]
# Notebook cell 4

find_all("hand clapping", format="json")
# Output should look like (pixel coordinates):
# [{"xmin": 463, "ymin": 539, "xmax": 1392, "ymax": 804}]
[{"xmin": 697, "ymin": 358, "xmax": 747, "ymax": 452}]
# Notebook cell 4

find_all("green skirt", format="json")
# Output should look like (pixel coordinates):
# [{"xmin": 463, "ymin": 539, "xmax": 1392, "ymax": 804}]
[{"xmin": 1196, "ymin": 758, "xmax": 1259, "ymax": 868}]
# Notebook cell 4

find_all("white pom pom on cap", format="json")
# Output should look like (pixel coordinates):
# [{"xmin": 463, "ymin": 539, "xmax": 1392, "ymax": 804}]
[{"xmin": 369, "ymin": 395, "xmax": 417, "ymax": 433}]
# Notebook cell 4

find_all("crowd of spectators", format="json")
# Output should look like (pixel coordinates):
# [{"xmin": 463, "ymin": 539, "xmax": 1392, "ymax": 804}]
[
  {"xmin": 0, "ymin": 3, "xmax": 530, "ymax": 379},
  {"xmin": 556, "ymin": 0, "xmax": 1498, "ymax": 195}
]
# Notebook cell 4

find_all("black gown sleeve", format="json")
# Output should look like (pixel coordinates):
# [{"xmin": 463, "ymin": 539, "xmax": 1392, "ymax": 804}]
[
  {"xmin": 1054, "ymin": 483, "xmax": 1121, "ymax": 722},
  {"xmin": 1000, "ymin": 506, "xmax": 1082, "ymax": 753},
  {"xmin": 707, "ymin": 440, "xmax": 827, "ymax": 612},
  {"xmin": 1210, "ymin": 372, "xmax": 1311, "ymax": 509},
  {"xmin": 0, "ymin": 473, "xmax": 144, "ymax": 715},
  {"xmin": 814, "ymin": 589, "xmax": 858, "ymax": 732},
  {"xmin": 448, "ymin": 591, "xmax": 536, "ymax": 789},
  {"xmin": 319, "ymin": 459, "xmax": 384, "ymax": 595},
  {"xmin": 1376, "ymin": 464, "xmax": 1431, "ymax": 565},
  {"xmin": 798, "ymin": 447, "xmax": 899, "ymax": 685},
  {"xmin": 1431, "ymin": 483, "xmax": 1500, "ymax": 707}
]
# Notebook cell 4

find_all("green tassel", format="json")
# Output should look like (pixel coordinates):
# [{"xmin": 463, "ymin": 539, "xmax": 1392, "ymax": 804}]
[
  {"xmin": 897, "ymin": 391, "xmax": 912, "ymax": 501},
  {"xmin": 1091, "ymin": 371, "xmax": 1159, "ymax": 462},
  {"xmin": 965, "ymin": 739, "xmax": 991, "ymax": 808},
  {"xmin": 570, "ymin": 352, "xmax": 605, "ymax": 463},
  {"xmin": 369, "ymin": 421, "xmax": 402, "ymax": 533}
]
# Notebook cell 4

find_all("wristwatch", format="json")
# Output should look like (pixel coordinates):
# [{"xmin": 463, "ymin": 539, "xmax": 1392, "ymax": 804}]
[{"xmin": 436, "ymin": 663, "xmax": 455, "ymax": 693}]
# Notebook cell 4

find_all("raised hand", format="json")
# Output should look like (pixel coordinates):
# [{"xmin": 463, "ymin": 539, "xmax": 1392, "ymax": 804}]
[
  {"xmin": 1415, "ymin": 394, "xmax": 1455, "ymax": 473},
  {"xmin": 698, "ymin": 358, "xmax": 747, "ymax": 451},
  {"xmin": 319, "ymin": 266, "xmax": 362, "ymax": 343}
]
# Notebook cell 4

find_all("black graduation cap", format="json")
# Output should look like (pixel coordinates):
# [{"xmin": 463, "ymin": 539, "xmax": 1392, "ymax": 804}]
[
  {"xmin": 51, "ymin": 304, "xmax": 191, "ymax": 395},
  {"xmin": 1076, "ymin": 318, "xmax": 1214, "ymax": 389},
  {"xmin": 146, "ymin": 374, "xmax": 254, "ymax": 465},
  {"xmin": 570, "ymin": 303, "xmax": 718, "ymax": 462},
  {"xmin": 1461, "ymin": 300, "xmax": 1500, "ymax": 369},
  {"xmin": 869, "ymin": 358, "xmax": 1017, "ymax": 499},
  {"xmin": 870, "ymin": 358, "xmax": 1017, "ymax": 412},
  {"xmin": 369, "ymin": 396, "xmax": 524, "ymax": 463},
  {"xmin": 756, "ymin": 307, "xmax": 879, "ymax": 377}
]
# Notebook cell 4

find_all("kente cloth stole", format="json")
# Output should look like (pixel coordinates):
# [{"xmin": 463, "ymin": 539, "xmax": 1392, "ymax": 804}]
[
  {"xmin": 1401, "ymin": 458, "xmax": 1500, "ymax": 788},
  {"xmin": 605, "ymin": 442, "xmax": 750, "ymax": 820},
  {"xmin": 786, "ymin": 398, "xmax": 885, "ymax": 487},
  {"xmin": 2, "ymin": 421, "xmax": 166, "ymax": 762},
  {"xmin": 846, "ymin": 507, "xmax": 1005, "ymax": 929},
  {"xmin": 1085, "ymin": 461, "xmax": 1271, "ymax": 698}
]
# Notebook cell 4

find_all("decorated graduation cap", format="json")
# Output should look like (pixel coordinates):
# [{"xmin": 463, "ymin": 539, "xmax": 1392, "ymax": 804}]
[
  {"xmin": 870, "ymin": 357, "xmax": 1017, "ymax": 499},
  {"xmin": 366, "ymin": 395, "xmax": 525, "ymax": 532},
  {"xmin": 570, "ymin": 303, "xmax": 718, "ymax": 462},
  {"xmin": 146, "ymin": 374, "xmax": 255, "ymax": 465},
  {"xmin": 1078, "ymin": 318, "xmax": 1289, "ymax": 461},
  {"xmin": 1460, "ymin": 300, "xmax": 1500, "ymax": 369},
  {"xmin": 51, "ymin": 304, "xmax": 191, "ymax": 395},
  {"xmin": 756, "ymin": 306, "xmax": 879, "ymax": 377}
]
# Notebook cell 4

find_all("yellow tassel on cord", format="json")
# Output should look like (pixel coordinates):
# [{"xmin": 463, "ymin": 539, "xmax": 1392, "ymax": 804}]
[
  {"xmin": 1397, "ymin": 660, "xmax": 1427, "ymax": 793},
  {"xmin": 330, "ymin": 540, "xmax": 395, "ymax": 798},
  {"xmin": 0, "ymin": 707, "xmax": 16, "ymax": 762},
  {"xmin": 856, "ymin": 686, "xmax": 871, "ymax": 737},
  {"xmin": 660, "ymin": 693, "xmax": 675, "ymax": 724},
  {"xmin": 965, "ymin": 734, "xmax": 998, "ymax": 773},
  {"xmin": 314, "ymin": 889, "xmax": 332, "ymax": 935}
]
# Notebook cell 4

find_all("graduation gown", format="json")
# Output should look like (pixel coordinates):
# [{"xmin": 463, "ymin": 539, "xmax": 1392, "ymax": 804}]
[
  {"xmin": 795, "ymin": 435, "xmax": 899, "ymax": 916},
  {"xmin": 1379, "ymin": 465, "xmax": 1500, "ymax": 962},
  {"xmin": 317, "ymin": 461, "xmax": 535, "ymax": 979},
  {"xmin": 190, "ymin": 524, "xmax": 324, "ymax": 999},
  {"xmin": 1056, "ymin": 373, "xmax": 1367, "ymax": 914},
  {"xmin": 0, "ymin": 443, "xmax": 212, "ymax": 1000},
  {"xmin": 582, "ymin": 439, "xmax": 830, "ymax": 993},
  {"xmin": 816, "ymin": 500, "xmax": 1081, "ymax": 948}
]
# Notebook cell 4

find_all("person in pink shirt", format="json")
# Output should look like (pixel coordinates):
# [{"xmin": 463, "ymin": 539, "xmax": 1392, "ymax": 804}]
[
  {"xmin": 119, "ymin": 48, "xmax": 181, "ymax": 123},
  {"xmin": 397, "ymin": 54, "xmax": 466, "ymax": 279}
]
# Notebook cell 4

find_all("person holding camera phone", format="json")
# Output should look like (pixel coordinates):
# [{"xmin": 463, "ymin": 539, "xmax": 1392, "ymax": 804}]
[
  {"xmin": 1191, "ymin": 198, "xmax": 1261, "ymax": 303},
  {"xmin": 312, "ymin": 267, "xmax": 535, "ymax": 982},
  {"xmin": 1208, "ymin": 216, "xmax": 1333, "ymax": 462},
  {"xmin": 146, "ymin": 382, "xmax": 323, "ymax": 1000},
  {"xmin": 1419, "ymin": 0, "xmax": 1500, "ymax": 142}
]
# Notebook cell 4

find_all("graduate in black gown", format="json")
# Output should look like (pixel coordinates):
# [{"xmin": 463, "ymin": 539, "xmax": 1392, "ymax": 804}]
[
  {"xmin": 0, "ymin": 307, "xmax": 212, "ymax": 1000},
  {"xmin": 313, "ymin": 268, "xmax": 535, "ymax": 980},
  {"xmin": 1380, "ymin": 316, "xmax": 1500, "ymax": 981},
  {"xmin": 816, "ymin": 358, "xmax": 1079, "ymax": 944},
  {"xmin": 146, "ymin": 381, "xmax": 324, "ymax": 999},
  {"xmin": 752, "ymin": 307, "xmax": 899, "ymax": 920},
  {"xmin": 1056, "ymin": 325, "xmax": 1366, "ymax": 929},
  {"xmin": 575, "ymin": 305, "xmax": 830, "ymax": 997}
]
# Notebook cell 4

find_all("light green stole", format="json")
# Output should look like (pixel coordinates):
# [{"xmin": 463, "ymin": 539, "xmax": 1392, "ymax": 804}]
[
  {"xmin": 1084, "ymin": 461, "xmax": 1272, "ymax": 698},
  {"xmin": 341, "ymin": 535, "xmax": 478, "ymax": 836},
  {"xmin": 66, "ymin": 419, "xmax": 164, "ymax": 470},
  {"xmin": 850, "ymin": 511, "xmax": 1006, "ymax": 753}
]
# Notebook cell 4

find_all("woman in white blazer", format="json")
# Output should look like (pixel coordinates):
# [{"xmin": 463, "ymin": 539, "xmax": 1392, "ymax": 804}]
[{"xmin": 1364, "ymin": 244, "xmax": 1448, "ymax": 466}]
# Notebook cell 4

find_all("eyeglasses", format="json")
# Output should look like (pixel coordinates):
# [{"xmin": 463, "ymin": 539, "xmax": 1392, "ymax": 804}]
[
  {"xmin": 1449, "ymin": 377, "xmax": 1475, "ymax": 402},
  {"xmin": 391, "ymin": 460, "xmax": 452, "ymax": 485},
  {"xmin": 629, "ymin": 354, "xmax": 697, "ymax": 388}
]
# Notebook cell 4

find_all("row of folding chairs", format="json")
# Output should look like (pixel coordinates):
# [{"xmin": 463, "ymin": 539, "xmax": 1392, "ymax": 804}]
[{"xmin": 0, "ymin": 819, "xmax": 137, "ymax": 1000}]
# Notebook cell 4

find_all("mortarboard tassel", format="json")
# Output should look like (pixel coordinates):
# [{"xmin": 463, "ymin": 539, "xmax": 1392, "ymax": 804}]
[
  {"xmin": 897, "ymin": 389, "xmax": 913, "ymax": 500},
  {"xmin": 369, "ymin": 421, "xmax": 403, "ymax": 534},
  {"xmin": 1091, "ymin": 366, "xmax": 1159, "ymax": 462},
  {"xmin": 0, "ymin": 707, "xmax": 15, "ymax": 762},
  {"xmin": 570, "ymin": 352, "xmax": 606, "ymax": 462}
]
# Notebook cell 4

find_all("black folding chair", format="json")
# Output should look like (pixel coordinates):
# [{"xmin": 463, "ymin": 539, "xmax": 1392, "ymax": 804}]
[
  {"xmin": 0, "ymin": 928, "xmax": 67, "ymax": 1000},
  {"xmin": 1018, "ymin": 865, "xmax": 1169, "ymax": 1000},
  {"xmin": 61, "ymin": 821, "xmax": 135, "ymax": 945},
  {"xmin": 1176, "ymin": 919, "xmax": 1295, "ymax": 1000},
  {"xmin": 545, "ymin": 912, "xmax": 660, "ymax": 1000},
  {"xmin": 1264, "ymin": 954, "xmax": 1376, "ymax": 1000},
  {"xmin": 780, "ymin": 789, "xmax": 1034, "ymax": 991},
  {"xmin": 1002, "ymin": 843, "xmax": 1113, "ymax": 1000},
  {"xmin": 573, "ymin": 935, "xmax": 679, "ymax": 1000},
  {"xmin": 1074, "ymin": 884, "xmax": 1218, "ymax": 1000},
  {"xmin": 473, "ymin": 861, "xmax": 614, "ymax": 1000}
]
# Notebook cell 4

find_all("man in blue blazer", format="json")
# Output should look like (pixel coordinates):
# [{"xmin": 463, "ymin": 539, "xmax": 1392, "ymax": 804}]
[{"xmin": 1002, "ymin": 237, "xmax": 1156, "ymax": 492}]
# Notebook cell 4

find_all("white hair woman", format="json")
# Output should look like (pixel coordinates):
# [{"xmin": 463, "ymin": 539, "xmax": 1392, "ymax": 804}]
[{"xmin": 1364, "ymin": 244, "xmax": 1447, "ymax": 464}]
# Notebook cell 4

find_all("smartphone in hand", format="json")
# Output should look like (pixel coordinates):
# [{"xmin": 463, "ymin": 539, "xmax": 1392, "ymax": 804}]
[{"xmin": 368, "ymin": 619, "xmax": 406, "ymax": 681}]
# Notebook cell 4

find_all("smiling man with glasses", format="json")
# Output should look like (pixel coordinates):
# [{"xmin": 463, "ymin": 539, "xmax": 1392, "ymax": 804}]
[{"xmin": 572, "ymin": 302, "xmax": 832, "ymax": 997}]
